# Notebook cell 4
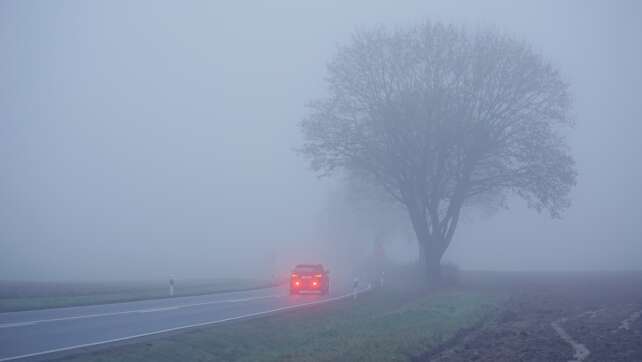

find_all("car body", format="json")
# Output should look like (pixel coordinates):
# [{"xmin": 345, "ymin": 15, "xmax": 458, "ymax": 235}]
[{"xmin": 289, "ymin": 264, "xmax": 329, "ymax": 295}]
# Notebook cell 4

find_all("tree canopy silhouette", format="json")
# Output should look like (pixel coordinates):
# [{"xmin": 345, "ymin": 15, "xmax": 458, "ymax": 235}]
[{"xmin": 300, "ymin": 22, "xmax": 576, "ymax": 280}]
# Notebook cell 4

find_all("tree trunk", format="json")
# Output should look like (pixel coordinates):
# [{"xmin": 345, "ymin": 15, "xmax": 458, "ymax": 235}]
[
  {"xmin": 417, "ymin": 241, "xmax": 427, "ymax": 266},
  {"xmin": 421, "ymin": 242, "xmax": 444, "ymax": 283},
  {"xmin": 414, "ymin": 229, "xmax": 445, "ymax": 283},
  {"xmin": 406, "ymin": 201, "xmax": 452, "ymax": 283}
]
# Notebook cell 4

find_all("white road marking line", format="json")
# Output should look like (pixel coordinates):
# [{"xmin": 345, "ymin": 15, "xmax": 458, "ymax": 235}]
[
  {"xmin": 0, "ymin": 294, "xmax": 282, "ymax": 329},
  {"xmin": 551, "ymin": 317, "xmax": 590, "ymax": 362},
  {"xmin": 616, "ymin": 310, "xmax": 641, "ymax": 331},
  {"xmin": 0, "ymin": 322, "xmax": 36, "ymax": 328},
  {"xmin": 0, "ymin": 286, "xmax": 371, "ymax": 362},
  {"xmin": 136, "ymin": 307, "xmax": 180, "ymax": 313},
  {"xmin": 0, "ymin": 286, "xmax": 283, "ymax": 318}
]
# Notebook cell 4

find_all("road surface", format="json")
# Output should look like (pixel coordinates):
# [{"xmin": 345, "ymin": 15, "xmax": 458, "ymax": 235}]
[{"xmin": 0, "ymin": 281, "xmax": 368, "ymax": 361}]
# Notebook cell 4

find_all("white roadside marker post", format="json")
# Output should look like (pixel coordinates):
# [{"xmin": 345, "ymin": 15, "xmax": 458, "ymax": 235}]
[{"xmin": 352, "ymin": 277, "xmax": 359, "ymax": 300}]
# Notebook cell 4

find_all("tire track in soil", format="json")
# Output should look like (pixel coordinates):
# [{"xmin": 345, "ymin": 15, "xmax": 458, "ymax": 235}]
[
  {"xmin": 413, "ymin": 273, "xmax": 642, "ymax": 362},
  {"xmin": 616, "ymin": 310, "xmax": 641, "ymax": 331},
  {"xmin": 550, "ymin": 317, "xmax": 590, "ymax": 362},
  {"xmin": 411, "ymin": 312, "xmax": 494, "ymax": 362},
  {"xmin": 563, "ymin": 303, "xmax": 642, "ymax": 362}
]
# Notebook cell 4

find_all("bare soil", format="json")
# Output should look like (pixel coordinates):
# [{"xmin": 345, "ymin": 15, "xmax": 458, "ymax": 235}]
[{"xmin": 417, "ymin": 271, "xmax": 642, "ymax": 362}]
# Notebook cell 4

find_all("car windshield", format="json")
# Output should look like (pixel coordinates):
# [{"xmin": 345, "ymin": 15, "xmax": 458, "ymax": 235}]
[{"xmin": 293, "ymin": 265, "xmax": 322, "ymax": 274}]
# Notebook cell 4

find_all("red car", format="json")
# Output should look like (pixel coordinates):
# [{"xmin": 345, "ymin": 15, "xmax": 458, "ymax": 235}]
[{"xmin": 289, "ymin": 264, "xmax": 330, "ymax": 295}]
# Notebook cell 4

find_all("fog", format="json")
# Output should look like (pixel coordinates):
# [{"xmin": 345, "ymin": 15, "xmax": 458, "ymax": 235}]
[{"xmin": 1, "ymin": 0, "xmax": 641, "ymax": 281}]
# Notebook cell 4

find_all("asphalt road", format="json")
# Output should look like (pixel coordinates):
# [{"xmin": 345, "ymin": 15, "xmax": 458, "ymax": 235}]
[{"xmin": 0, "ymin": 280, "xmax": 368, "ymax": 361}]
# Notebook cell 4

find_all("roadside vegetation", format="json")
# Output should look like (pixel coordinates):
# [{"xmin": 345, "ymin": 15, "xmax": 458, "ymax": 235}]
[
  {"xmin": 60, "ymin": 287, "xmax": 500, "ymax": 362},
  {"xmin": 0, "ymin": 278, "xmax": 274, "ymax": 312}
]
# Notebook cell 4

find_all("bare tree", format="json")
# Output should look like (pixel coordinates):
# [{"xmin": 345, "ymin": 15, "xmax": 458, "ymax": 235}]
[{"xmin": 300, "ymin": 22, "xmax": 576, "ymax": 281}]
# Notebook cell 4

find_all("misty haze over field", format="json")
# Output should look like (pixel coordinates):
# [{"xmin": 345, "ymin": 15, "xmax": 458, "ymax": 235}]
[{"xmin": 1, "ymin": 0, "xmax": 641, "ymax": 281}]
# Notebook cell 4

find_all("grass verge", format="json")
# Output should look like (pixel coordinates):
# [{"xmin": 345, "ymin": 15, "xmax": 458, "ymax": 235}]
[
  {"xmin": 60, "ymin": 288, "xmax": 500, "ymax": 362},
  {"xmin": 0, "ymin": 278, "xmax": 275, "ymax": 313}
]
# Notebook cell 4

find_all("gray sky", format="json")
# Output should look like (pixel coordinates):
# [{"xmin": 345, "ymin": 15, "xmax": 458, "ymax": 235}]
[{"xmin": 1, "ymin": 0, "xmax": 641, "ymax": 280}]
